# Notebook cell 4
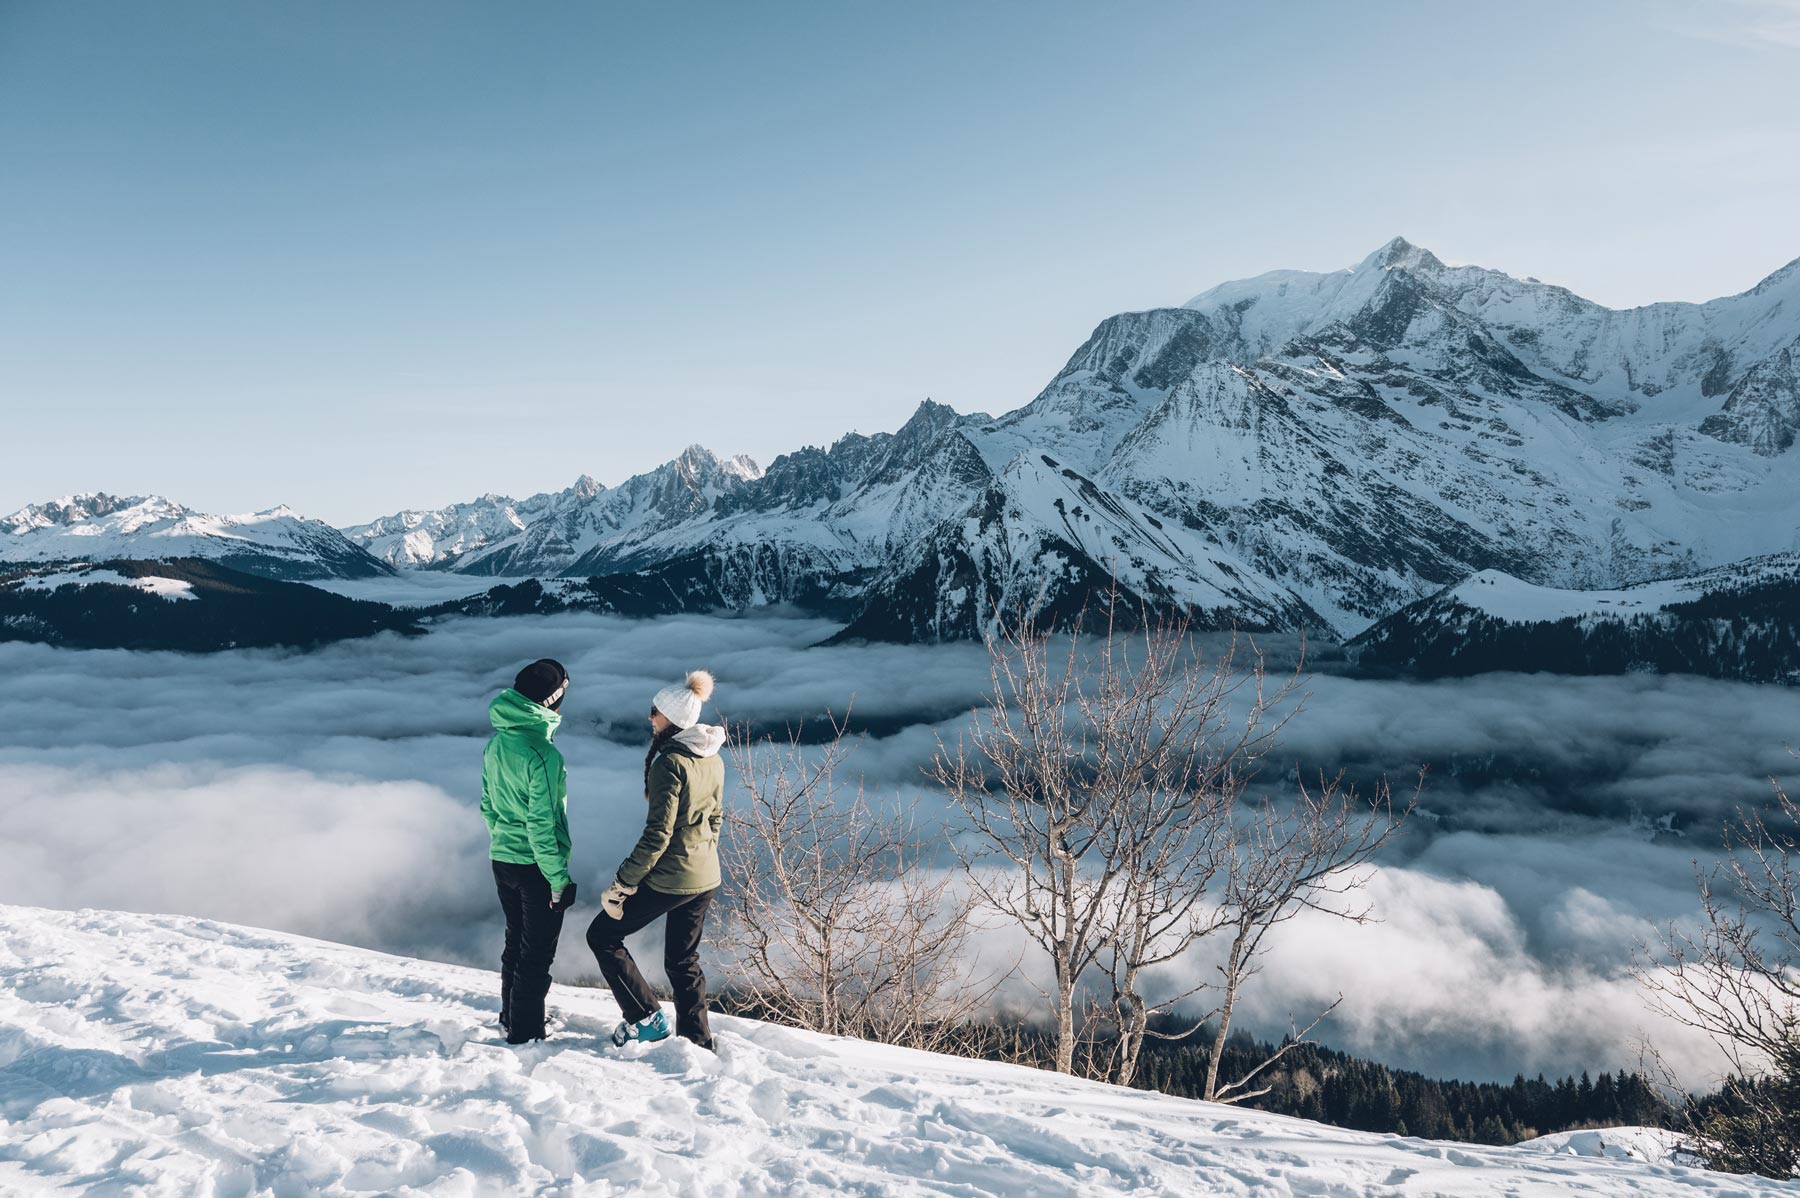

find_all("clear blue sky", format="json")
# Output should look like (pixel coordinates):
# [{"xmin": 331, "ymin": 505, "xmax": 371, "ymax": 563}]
[{"xmin": 3, "ymin": 0, "xmax": 1797, "ymax": 525}]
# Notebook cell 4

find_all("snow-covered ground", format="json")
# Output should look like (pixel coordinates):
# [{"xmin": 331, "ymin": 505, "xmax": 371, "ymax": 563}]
[
  {"xmin": 1515, "ymin": 1127, "xmax": 1692, "ymax": 1167},
  {"xmin": 1442, "ymin": 556, "xmax": 1800, "ymax": 625},
  {"xmin": 307, "ymin": 572, "xmax": 520, "ymax": 607},
  {"xmin": 14, "ymin": 569, "xmax": 197, "ymax": 601},
  {"xmin": 0, "ymin": 906, "xmax": 1776, "ymax": 1198}
]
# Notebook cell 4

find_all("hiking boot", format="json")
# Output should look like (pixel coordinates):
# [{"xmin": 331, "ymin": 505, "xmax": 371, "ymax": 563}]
[{"xmin": 611, "ymin": 1010, "xmax": 671, "ymax": 1047}]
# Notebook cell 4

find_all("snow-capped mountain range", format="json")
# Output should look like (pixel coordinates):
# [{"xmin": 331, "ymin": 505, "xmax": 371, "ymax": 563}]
[
  {"xmin": 10, "ymin": 239, "xmax": 1800, "ymax": 641},
  {"xmin": 1, "ymin": 493, "xmax": 388, "ymax": 580}
]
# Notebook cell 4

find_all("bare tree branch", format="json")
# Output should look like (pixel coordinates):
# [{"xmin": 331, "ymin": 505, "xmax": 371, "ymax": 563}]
[{"xmin": 719, "ymin": 712, "xmax": 1005, "ymax": 1052}]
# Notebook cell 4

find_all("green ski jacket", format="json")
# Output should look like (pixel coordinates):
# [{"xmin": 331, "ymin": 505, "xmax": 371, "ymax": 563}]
[{"xmin": 481, "ymin": 688, "xmax": 572, "ymax": 892}]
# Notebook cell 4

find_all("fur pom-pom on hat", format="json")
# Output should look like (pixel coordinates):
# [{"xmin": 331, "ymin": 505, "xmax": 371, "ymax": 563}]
[{"xmin": 652, "ymin": 669, "xmax": 715, "ymax": 730}]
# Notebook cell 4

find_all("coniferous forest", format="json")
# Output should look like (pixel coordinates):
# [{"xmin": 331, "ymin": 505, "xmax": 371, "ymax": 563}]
[{"xmin": 1134, "ymin": 1033, "xmax": 1672, "ymax": 1144}]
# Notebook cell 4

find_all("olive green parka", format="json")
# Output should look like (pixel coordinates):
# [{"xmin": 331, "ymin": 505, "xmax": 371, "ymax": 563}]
[{"xmin": 616, "ymin": 723, "xmax": 725, "ymax": 895}]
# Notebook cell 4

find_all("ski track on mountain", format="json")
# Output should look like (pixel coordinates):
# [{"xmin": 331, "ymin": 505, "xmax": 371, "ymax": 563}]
[{"xmin": 0, "ymin": 906, "xmax": 1780, "ymax": 1198}]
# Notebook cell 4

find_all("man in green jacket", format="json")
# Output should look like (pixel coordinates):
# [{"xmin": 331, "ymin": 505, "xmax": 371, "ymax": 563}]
[
  {"xmin": 586, "ymin": 669, "xmax": 725, "ymax": 1051},
  {"xmin": 482, "ymin": 658, "xmax": 576, "ymax": 1044}
]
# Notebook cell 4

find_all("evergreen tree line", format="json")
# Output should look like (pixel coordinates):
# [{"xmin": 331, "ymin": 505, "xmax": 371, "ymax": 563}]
[
  {"xmin": 1131, "ymin": 1031, "xmax": 1671, "ymax": 1144},
  {"xmin": 1353, "ymin": 579, "xmax": 1800, "ymax": 685}
]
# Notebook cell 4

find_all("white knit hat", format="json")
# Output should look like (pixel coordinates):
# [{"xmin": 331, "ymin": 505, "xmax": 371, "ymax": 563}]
[{"xmin": 652, "ymin": 670, "xmax": 715, "ymax": 730}]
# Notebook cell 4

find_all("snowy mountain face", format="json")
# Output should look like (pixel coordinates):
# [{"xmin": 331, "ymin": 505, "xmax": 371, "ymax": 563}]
[
  {"xmin": 356, "ymin": 403, "xmax": 1009, "ymax": 616},
  {"xmin": 2, "ymin": 904, "xmax": 1772, "ymax": 1198},
  {"xmin": 339, "ymin": 241, "xmax": 1800, "ymax": 642},
  {"xmin": 339, "ymin": 476, "xmax": 604, "ymax": 568},
  {"xmin": 1058, "ymin": 239, "xmax": 1800, "ymax": 632},
  {"xmin": 1, "ymin": 493, "xmax": 390, "ymax": 581}
]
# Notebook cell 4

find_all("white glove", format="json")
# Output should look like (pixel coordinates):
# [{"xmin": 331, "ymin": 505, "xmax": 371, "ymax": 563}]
[{"xmin": 601, "ymin": 880, "xmax": 638, "ymax": 920}]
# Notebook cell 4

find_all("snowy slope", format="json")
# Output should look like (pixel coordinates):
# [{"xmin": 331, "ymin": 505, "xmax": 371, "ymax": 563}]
[
  {"xmin": 0, "ymin": 905, "xmax": 1772, "ymax": 1198},
  {"xmin": 320, "ymin": 241, "xmax": 1800, "ymax": 643},
  {"xmin": 1348, "ymin": 554, "xmax": 1800, "ymax": 682},
  {"xmin": 1515, "ymin": 1128, "xmax": 1692, "ymax": 1167},
  {"xmin": 1419, "ymin": 555, "xmax": 1800, "ymax": 624},
  {"xmin": 14, "ymin": 567, "xmax": 197, "ymax": 601},
  {"xmin": 1183, "ymin": 239, "xmax": 1800, "ymax": 425},
  {"xmin": 836, "ymin": 450, "xmax": 1327, "ymax": 642},
  {"xmin": 2, "ymin": 494, "xmax": 390, "ymax": 581}
]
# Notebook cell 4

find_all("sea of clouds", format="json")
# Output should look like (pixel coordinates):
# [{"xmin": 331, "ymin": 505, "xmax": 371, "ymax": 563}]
[{"xmin": 2, "ymin": 606, "xmax": 1795, "ymax": 1088}]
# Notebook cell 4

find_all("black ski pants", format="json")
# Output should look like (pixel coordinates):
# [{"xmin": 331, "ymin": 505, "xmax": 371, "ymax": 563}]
[
  {"xmin": 585, "ymin": 886, "xmax": 717, "ymax": 1050},
  {"xmin": 493, "ymin": 859, "xmax": 566, "ymax": 1043}
]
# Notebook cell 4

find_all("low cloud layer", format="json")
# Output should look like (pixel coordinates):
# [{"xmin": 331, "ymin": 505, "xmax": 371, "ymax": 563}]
[
  {"xmin": 1283, "ymin": 671, "xmax": 1800, "ymax": 839},
  {"xmin": 0, "ymin": 609, "xmax": 1793, "ymax": 1087},
  {"xmin": 1215, "ymin": 843, "xmax": 1729, "ymax": 1085}
]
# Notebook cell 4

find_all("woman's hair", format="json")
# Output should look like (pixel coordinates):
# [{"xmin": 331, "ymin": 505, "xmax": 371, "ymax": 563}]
[{"xmin": 644, "ymin": 724, "xmax": 677, "ymax": 791}]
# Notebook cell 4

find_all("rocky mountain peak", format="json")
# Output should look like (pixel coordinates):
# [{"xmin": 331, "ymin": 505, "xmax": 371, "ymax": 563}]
[
  {"xmin": 660, "ymin": 445, "xmax": 757, "ymax": 484},
  {"xmin": 898, "ymin": 397, "xmax": 959, "ymax": 432},
  {"xmin": 1747, "ymin": 250, "xmax": 1800, "ymax": 287},
  {"xmin": 671, "ymin": 444, "xmax": 720, "ymax": 473},
  {"xmin": 1361, "ymin": 236, "xmax": 1446, "ymax": 276},
  {"xmin": 887, "ymin": 398, "xmax": 964, "ymax": 454},
  {"xmin": 5, "ymin": 493, "xmax": 173, "ymax": 534}
]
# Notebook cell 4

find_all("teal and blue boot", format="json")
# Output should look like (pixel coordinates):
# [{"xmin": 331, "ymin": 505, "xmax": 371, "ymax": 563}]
[{"xmin": 611, "ymin": 1010, "xmax": 671, "ymax": 1047}]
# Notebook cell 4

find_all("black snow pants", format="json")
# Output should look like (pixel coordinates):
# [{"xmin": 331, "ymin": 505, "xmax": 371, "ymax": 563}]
[
  {"xmin": 493, "ymin": 859, "xmax": 567, "ymax": 1043},
  {"xmin": 585, "ymin": 886, "xmax": 717, "ymax": 1050}
]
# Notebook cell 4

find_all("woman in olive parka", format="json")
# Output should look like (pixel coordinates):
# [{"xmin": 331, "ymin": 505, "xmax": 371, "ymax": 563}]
[{"xmin": 587, "ymin": 669, "xmax": 726, "ymax": 1050}]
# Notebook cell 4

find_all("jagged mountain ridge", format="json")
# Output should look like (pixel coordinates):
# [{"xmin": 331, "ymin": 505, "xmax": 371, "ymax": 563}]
[
  {"xmin": 1, "ymin": 494, "xmax": 389, "ymax": 580},
  {"xmin": 342, "ymin": 239, "xmax": 1800, "ymax": 640},
  {"xmin": 344, "ymin": 475, "xmax": 605, "ymax": 568}
]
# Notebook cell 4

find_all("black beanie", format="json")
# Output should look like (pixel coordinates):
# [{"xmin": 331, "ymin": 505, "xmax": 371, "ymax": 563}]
[{"xmin": 514, "ymin": 658, "xmax": 569, "ymax": 709}]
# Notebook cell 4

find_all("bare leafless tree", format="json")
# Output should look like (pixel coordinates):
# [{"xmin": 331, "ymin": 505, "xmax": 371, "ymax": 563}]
[
  {"xmin": 1639, "ymin": 776, "xmax": 1800, "ymax": 1177},
  {"xmin": 929, "ymin": 606, "xmax": 1303, "ymax": 1076},
  {"xmin": 1198, "ymin": 769, "xmax": 1412, "ymax": 1104},
  {"xmin": 1084, "ymin": 631, "xmax": 1308, "ymax": 1087},
  {"xmin": 719, "ymin": 715, "xmax": 997, "ymax": 1052}
]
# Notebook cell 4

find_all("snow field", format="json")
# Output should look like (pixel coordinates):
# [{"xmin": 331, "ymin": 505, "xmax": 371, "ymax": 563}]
[
  {"xmin": 0, "ymin": 906, "xmax": 1784, "ymax": 1197},
  {"xmin": 14, "ymin": 571, "xmax": 197, "ymax": 602}
]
